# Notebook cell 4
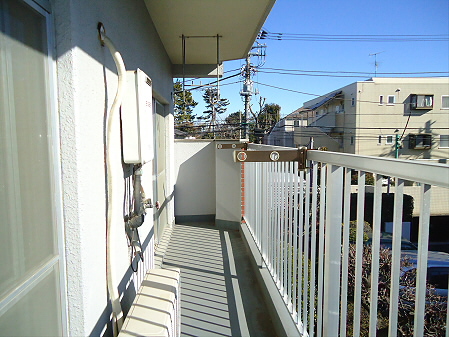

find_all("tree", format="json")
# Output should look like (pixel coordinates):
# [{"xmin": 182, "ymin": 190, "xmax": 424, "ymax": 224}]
[
  {"xmin": 173, "ymin": 81, "xmax": 198, "ymax": 135},
  {"xmin": 248, "ymin": 100, "xmax": 281, "ymax": 143},
  {"xmin": 346, "ymin": 245, "xmax": 447, "ymax": 336},
  {"xmin": 223, "ymin": 111, "xmax": 243, "ymax": 139},
  {"xmin": 259, "ymin": 103, "xmax": 281, "ymax": 128},
  {"xmin": 199, "ymin": 88, "xmax": 229, "ymax": 138}
]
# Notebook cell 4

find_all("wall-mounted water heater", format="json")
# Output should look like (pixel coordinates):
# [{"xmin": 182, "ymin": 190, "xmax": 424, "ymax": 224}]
[{"xmin": 122, "ymin": 68, "xmax": 154, "ymax": 164}]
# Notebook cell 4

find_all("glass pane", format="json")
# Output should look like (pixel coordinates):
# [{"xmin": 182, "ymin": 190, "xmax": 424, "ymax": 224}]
[
  {"xmin": 440, "ymin": 135, "xmax": 449, "ymax": 148},
  {"xmin": 0, "ymin": 265, "xmax": 62, "ymax": 336},
  {"xmin": 0, "ymin": 0, "xmax": 56, "ymax": 299},
  {"xmin": 442, "ymin": 96, "xmax": 449, "ymax": 109},
  {"xmin": 155, "ymin": 101, "xmax": 168, "ymax": 241}
]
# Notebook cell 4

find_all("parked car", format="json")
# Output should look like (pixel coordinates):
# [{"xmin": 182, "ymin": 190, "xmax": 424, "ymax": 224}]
[
  {"xmin": 366, "ymin": 232, "xmax": 418, "ymax": 250},
  {"xmin": 401, "ymin": 250, "xmax": 449, "ymax": 298}
]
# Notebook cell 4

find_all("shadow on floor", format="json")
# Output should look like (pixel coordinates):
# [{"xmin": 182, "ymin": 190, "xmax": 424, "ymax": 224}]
[{"xmin": 163, "ymin": 222, "xmax": 276, "ymax": 337}]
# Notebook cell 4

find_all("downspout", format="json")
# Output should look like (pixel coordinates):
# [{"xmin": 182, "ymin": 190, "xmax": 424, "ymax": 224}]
[{"xmin": 98, "ymin": 23, "xmax": 125, "ymax": 336}]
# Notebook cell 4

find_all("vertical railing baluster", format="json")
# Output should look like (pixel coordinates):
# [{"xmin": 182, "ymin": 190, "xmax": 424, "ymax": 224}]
[
  {"xmin": 283, "ymin": 161, "xmax": 287, "ymax": 297},
  {"xmin": 369, "ymin": 174, "xmax": 383, "ymax": 337},
  {"xmin": 287, "ymin": 162, "xmax": 293, "ymax": 310},
  {"xmin": 293, "ymin": 162, "xmax": 299, "ymax": 324},
  {"xmin": 316, "ymin": 164, "xmax": 326, "ymax": 337},
  {"xmin": 269, "ymin": 162, "xmax": 274, "ymax": 273},
  {"xmin": 303, "ymin": 167, "xmax": 310, "ymax": 329},
  {"xmin": 388, "ymin": 178, "xmax": 404, "ymax": 337},
  {"xmin": 340, "ymin": 167, "xmax": 352, "ymax": 337},
  {"xmin": 275, "ymin": 163, "xmax": 282, "ymax": 289},
  {"xmin": 323, "ymin": 165, "xmax": 343, "ymax": 336},
  {"xmin": 413, "ymin": 184, "xmax": 431, "ymax": 337},
  {"xmin": 262, "ymin": 163, "xmax": 268, "ymax": 264},
  {"xmin": 353, "ymin": 171, "xmax": 366, "ymax": 337},
  {"xmin": 297, "ymin": 170, "xmax": 304, "ymax": 328},
  {"xmin": 309, "ymin": 161, "xmax": 318, "ymax": 336}
]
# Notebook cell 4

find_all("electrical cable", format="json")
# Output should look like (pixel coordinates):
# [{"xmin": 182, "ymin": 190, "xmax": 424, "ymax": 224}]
[
  {"xmin": 98, "ymin": 23, "xmax": 125, "ymax": 337},
  {"xmin": 261, "ymin": 67, "xmax": 449, "ymax": 76},
  {"xmin": 256, "ymin": 69, "xmax": 449, "ymax": 78},
  {"xmin": 258, "ymin": 30, "xmax": 449, "ymax": 42},
  {"xmin": 174, "ymin": 72, "xmax": 240, "ymax": 93}
]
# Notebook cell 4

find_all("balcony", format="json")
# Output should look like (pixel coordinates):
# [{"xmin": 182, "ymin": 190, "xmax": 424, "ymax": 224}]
[{"xmin": 165, "ymin": 140, "xmax": 449, "ymax": 336}]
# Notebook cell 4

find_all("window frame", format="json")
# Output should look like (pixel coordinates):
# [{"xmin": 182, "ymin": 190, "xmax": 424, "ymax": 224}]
[
  {"xmin": 408, "ymin": 133, "xmax": 432, "ymax": 149},
  {"xmin": 0, "ymin": 0, "xmax": 67, "ymax": 333},
  {"xmin": 410, "ymin": 94, "xmax": 434, "ymax": 109},
  {"xmin": 439, "ymin": 135, "xmax": 449, "ymax": 148},
  {"xmin": 385, "ymin": 135, "xmax": 394, "ymax": 145},
  {"xmin": 442, "ymin": 95, "xmax": 449, "ymax": 110},
  {"xmin": 387, "ymin": 95, "xmax": 395, "ymax": 105}
]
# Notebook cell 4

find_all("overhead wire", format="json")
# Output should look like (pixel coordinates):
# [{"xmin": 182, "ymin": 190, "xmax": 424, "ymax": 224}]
[
  {"xmin": 256, "ymin": 69, "xmax": 449, "ymax": 78},
  {"xmin": 260, "ymin": 67, "xmax": 449, "ymax": 76},
  {"xmin": 258, "ymin": 30, "xmax": 449, "ymax": 42}
]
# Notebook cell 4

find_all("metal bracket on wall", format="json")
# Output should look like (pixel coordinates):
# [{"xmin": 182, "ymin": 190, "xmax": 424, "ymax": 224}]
[
  {"xmin": 216, "ymin": 143, "xmax": 248, "ymax": 150},
  {"xmin": 233, "ymin": 147, "xmax": 309, "ymax": 170}
]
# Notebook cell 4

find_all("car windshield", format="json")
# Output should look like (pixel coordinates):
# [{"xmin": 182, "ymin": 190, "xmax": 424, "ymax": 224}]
[{"xmin": 379, "ymin": 240, "xmax": 417, "ymax": 250}]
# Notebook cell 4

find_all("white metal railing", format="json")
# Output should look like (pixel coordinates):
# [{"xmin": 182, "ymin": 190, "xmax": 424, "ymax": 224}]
[{"xmin": 242, "ymin": 146, "xmax": 449, "ymax": 337}]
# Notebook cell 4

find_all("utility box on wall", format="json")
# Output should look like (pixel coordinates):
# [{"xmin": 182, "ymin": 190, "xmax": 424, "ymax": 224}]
[{"xmin": 122, "ymin": 68, "xmax": 154, "ymax": 164}]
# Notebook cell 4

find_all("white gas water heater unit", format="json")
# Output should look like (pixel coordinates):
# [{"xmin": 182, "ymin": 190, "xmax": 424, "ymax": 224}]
[{"xmin": 121, "ymin": 68, "xmax": 154, "ymax": 165}]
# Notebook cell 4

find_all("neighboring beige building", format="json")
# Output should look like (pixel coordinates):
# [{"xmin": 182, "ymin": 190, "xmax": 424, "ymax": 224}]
[
  {"xmin": 264, "ymin": 108, "xmax": 308, "ymax": 147},
  {"xmin": 295, "ymin": 77, "xmax": 449, "ymax": 161}
]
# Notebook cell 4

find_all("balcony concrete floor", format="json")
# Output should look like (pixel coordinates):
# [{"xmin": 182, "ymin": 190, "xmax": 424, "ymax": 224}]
[{"xmin": 162, "ymin": 222, "xmax": 276, "ymax": 337}]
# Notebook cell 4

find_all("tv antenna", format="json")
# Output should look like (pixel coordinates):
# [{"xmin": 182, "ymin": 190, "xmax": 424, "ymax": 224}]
[{"xmin": 369, "ymin": 51, "xmax": 385, "ymax": 76}]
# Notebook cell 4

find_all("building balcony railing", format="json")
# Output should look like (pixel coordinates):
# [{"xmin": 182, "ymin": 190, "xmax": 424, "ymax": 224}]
[{"xmin": 242, "ymin": 144, "xmax": 449, "ymax": 336}]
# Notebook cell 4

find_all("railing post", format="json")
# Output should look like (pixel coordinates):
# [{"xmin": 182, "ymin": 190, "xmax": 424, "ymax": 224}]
[{"xmin": 323, "ymin": 164, "xmax": 343, "ymax": 336}]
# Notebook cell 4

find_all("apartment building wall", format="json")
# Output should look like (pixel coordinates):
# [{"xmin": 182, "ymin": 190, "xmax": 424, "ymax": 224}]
[
  {"xmin": 53, "ymin": 0, "xmax": 174, "ymax": 334},
  {"xmin": 354, "ymin": 78, "xmax": 449, "ymax": 159},
  {"xmin": 299, "ymin": 78, "xmax": 449, "ymax": 159}
]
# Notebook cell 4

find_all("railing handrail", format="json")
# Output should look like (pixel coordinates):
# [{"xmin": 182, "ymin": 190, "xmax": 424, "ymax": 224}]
[
  {"xmin": 308, "ymin": 150, "xmax": 449, "ymax": 188},
  {"xmin": 242, "ymin": 145, "xmax": 449, "ymax": 337}
]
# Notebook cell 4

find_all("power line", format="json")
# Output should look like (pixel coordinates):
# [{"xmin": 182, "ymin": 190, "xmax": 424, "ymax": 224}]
[
  {"xmin": 254, "ymin": 81, "xmax": 449, "ymax": 108},
  {"xmin": 174, "ymin": 72, "xmax": 240, "ymax": 93},
  {"xmin": 256, "ymin": 69, "xmax": 449, "ymax": 78},
  {"xmin": 258, "ymin": 30, "xmax": 449, "ymax": 42},
  {"xmin": 261, "ymin": 67, "xmax": 449, "ymax": 76}
]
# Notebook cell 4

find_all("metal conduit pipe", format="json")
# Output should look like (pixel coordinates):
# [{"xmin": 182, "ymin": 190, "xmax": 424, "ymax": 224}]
[{"xmin": 98, "ymin": 23, "xmax": 125, "ymax": 337}]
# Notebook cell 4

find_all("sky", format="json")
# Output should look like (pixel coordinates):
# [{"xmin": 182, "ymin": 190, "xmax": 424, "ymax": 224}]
[{"xmin": 184, "ymin": 0, "xmax": 449, "ymax": 121}]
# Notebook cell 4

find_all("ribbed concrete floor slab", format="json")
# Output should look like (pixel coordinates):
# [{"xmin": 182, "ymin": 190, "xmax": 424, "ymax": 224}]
[{"xmin": 162, "ymin": 223, "xmax": 275, "ymax": 337}]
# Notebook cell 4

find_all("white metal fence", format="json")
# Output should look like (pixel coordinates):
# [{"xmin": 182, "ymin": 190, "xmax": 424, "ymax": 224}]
[{"xmin": 243, "ymin": 146, "xmax": 449, "ymax": 337}]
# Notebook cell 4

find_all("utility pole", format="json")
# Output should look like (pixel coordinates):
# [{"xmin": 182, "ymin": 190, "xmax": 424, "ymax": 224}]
[
  {"xmin": 240, "ymin": 43, "xmax": 266, "ymax": 140},
  {"xmin": 240, "ymin": 53, "xmax": 252, "ymax": 139}
]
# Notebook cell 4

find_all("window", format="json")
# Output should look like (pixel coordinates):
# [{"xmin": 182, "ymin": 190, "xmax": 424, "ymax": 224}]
[
  {"xmin": 351, "ymin": 97, "xmax": 355, "ymax": 106},
  {"xmin": 442, "ymin": 96, "xmax": 449, "ymax": 109},
  {"xmin": 410, "ymin": 94, "xmax": 434, "ymax": 109},
  {"xmin": 0, "ymin": 0, "xmax": 64, "ymax": 333},
  {"xmin": 440, "ymin": 135, "xmax": 449, "ymax": 148},
  {"xmin": 350, "ymin": 136, "xmax": 354, "ymax": 145},
  {"xmin": 379, "ymin": 95, "xmax": 384, "ymax": 104},
  {"xmin": 408, "ymin": 134, "xmax": 432, "ymax": 149},
  {"xmin": 378, "ymin": 135, "xmax": 382, "ymax": 145},
  {"xmin": 387, "ymin": 95, "xmax": 395, "ymax": 105},
  {"xmin": 386, "ymin": 135, "xmax": 394, "ymax": 144}
]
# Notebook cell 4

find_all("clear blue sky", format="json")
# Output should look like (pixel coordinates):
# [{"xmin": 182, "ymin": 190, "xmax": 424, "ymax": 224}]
[{"xmin": 187, "ymin": 0, "xmax": 449, "ymax": 120}]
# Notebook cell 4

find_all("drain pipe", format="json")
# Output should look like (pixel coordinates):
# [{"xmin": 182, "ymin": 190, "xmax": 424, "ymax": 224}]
[{"xmin": 98, "ymin": 23, "xmax": 125, "ymax": 336}]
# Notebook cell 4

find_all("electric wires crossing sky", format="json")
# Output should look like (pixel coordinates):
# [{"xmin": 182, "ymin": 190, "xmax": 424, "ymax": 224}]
[{"xmin": 258, "ymin": 30, "xmax": 449, "ymax": 42}]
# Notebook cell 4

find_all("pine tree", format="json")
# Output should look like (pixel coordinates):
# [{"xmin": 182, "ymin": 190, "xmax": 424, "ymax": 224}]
[
  {"xmin": 173, "ymin": 81, "xmax": 198, "ymax": 135},
  {"xmin": 199, "ymin": 88, "xmax": 229, "ymax": 138}
]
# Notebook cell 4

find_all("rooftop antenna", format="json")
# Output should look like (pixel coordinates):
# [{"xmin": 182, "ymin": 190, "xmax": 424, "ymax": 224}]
[{"xmin": 369, "ymin": 51, "xmax": 385, "ymax": 76}]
